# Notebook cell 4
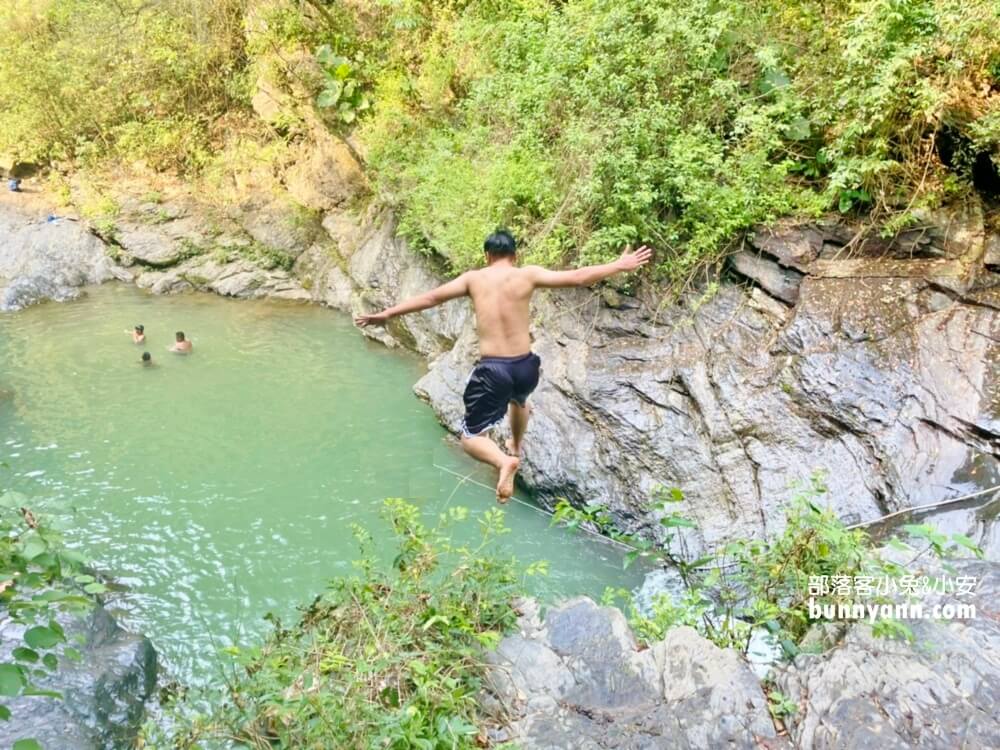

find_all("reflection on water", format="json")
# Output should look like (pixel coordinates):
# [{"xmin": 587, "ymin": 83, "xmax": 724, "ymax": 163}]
[{"xmin": 0, "ymin": 285, "xmax": 644, "ymax": 684}]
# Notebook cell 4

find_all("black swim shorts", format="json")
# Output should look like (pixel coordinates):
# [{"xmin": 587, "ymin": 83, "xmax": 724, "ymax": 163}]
[{"xmin": 461, "ymin": 352, "xmax": 542, "ymax": 437}]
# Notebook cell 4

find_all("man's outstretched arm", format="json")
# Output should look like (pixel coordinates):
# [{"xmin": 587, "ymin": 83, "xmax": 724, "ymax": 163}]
[
  {"xmin": 526, "ymin": 246, "xmax": 653, "ymax": 288},
  {"xmin": 354, "ymin": 273, "xmax": 470, "ymax": 327}
]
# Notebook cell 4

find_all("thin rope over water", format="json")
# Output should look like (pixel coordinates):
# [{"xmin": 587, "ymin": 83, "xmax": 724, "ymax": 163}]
[
  {"xmin": 434, "ymin": 463, "xmax": 1000, "ymax": 556},
  {"xmin": 431, "ymin": 463, "xmax": 636, "ymax": 551}
]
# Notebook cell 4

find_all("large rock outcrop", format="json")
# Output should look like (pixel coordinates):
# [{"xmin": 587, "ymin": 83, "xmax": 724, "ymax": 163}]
[
  {"xmin": 411, "ymin": 207, "xmax": 1000, "ymax": 550},
  {"xmin": 774, "ymin": 559, "xmax": 1000, "ymax": 749},
  {"xmin": 0, "ymin": 604, "xmax": 157, "ymax": 750},
  {"xmin": 0, "ymin": 202, "xmax": 120, "ymax": 311},
  {"xmin": 482, "ymin": 597, "xmax": 779, "ymax": 749},
  {"xmin": 487, "ymin": 560, "xmax": 1000, "ymax": 750}
]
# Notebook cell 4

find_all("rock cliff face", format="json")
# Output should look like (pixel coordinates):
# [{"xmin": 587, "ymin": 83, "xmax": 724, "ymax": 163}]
[
  {"xmin": 412, "ymin": 209, "xmax": 1000, "ymax": 550},
  {"xmin": 774, "ymin": 558, "xmax": 1000, "ymax": 750},
  {"xmin": 482, "ymin": 597, "xmax": 778, "ymax": 749}
]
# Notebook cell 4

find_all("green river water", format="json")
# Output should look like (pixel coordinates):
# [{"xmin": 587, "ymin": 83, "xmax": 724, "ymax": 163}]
[{"xmin": 0, "ymin": 284, "xmax": 643, "ymax": 684}]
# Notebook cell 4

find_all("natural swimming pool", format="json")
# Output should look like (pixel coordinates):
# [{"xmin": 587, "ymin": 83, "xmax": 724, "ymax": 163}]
[{"xmin": 0, "ymin": 284, "xmax": 644, "ymax": 683}]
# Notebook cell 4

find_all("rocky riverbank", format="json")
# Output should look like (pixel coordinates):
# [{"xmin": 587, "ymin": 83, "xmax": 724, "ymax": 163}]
[
  {"xmin": 2, "ymin": 170, "xmax": 998, "ymax": 552},
  {"xmin": 484, "ymin": 557, "xmax": 1000, "ymax": 749},
  {"xmin": 3, "ymin": 181, "xmax": 1000, "ymax": 748}
]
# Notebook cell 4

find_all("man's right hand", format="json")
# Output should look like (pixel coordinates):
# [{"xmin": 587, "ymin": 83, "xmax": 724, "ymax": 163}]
[
  {"xmin": 354, "ymin": 311, "xmax": 390, "ymax": 327},
  {"xmin": 616, "ymin": 245, "xmax": 653, "ymax": 272}
]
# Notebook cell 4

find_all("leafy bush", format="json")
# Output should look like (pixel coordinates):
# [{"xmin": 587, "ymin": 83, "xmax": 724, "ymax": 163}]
[
  {"xmin": 154, "ymin": 499, "xmax": 524, "ymax": 749},
  {"xmin": 354, "ymin": 0, "xmax": 999, "ymax": 280},
  {"xmin": 2, "ymin": 0, "xmax": 998, "ymax": 286},
  {"xmin": 557, "ymin": 473, "xmax": 984, "ymax": 657},
  {"xmin": 0, "ymin": 489, "xmax": 106, "ymax": 731},
  {"xmin": 0, "ymin": 0, "xmax": 249, "ymax": 167}
]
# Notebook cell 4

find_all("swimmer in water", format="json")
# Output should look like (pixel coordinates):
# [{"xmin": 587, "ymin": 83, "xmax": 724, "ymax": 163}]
[
  {"xmin": 141, "ymin": 352, "xmax": 154, "ymax": 367},
  {"xmin": 169, "ymin": 331, "xmax": 192, "ymax": 354},
  {"xmin": 129, "ymin": 324, "xmax": 145, "ymax": 344}
]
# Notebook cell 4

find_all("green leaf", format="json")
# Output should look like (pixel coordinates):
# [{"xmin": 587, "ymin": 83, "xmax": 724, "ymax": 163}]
[
  {"xmin": 950, "ymin": 533, "xmax": 983, "ymax": 558},
  {"xmin": 23, "ymin": 688, "xmax": 61, "ymax": 699},
  {"xmin": 0, "ymin": 664, "xmax": 25, "ymax": 696},
  {"xmin": 759, "ymin": 68, "xmax": 790, "ymax": 94},
  {"xmin": 660, "ymin": 515, "xmax": 696, "ymax": 529},
  {"xmin": 42, "ymin": 653, "xmax": 57, "ymax": 671},
  {"xmin": 20, "ymin": 534, "xmax": 46, "ymax": 561},
  {"xmin": 0, "ymin": 703, "xmax": 10, "ymax": 720},
  {"xmin": 315, "ymin": 44, "xmax": 334, "ymax": 65},
  {"xmin": 786, "ymin": 117, "xmax": 811, "ymax": 141},
  {"xmin": 13, "ymin": 739, "xmax": 43, "ymax": 750},
  {"xmin": 317, "ymin": 82, "xmax": 343, "ymax": 108},
  {"xmin": 12, "ymin": 648, "xmax": 38, "ymax": 664},
  {"xmin": 24, "ymin": 626, "xmax": 60, "ymax": 650},
  {"xmin": 83, "ymin": 582, "xmax": 107, "ymax": 595}
]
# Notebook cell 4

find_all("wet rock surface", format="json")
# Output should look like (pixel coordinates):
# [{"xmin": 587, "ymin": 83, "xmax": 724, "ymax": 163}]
[
  {"xmin": 483, "ymin": 597, "xmax": 779, "ymax": 750},
  {"xmin": 0, "ymin": 604, "xmax": 157, "ymax": 750}
]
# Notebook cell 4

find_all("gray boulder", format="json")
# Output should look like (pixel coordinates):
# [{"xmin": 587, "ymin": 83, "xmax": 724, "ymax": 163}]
[
  {"xmin": 0, "ymin": 205, "xmax": 116, "ymax": 311},
  {"xmin": 0, "ymin": 605, "xmax": 157, "ymax": 750},
  {"xmin": 484, "ymin": 597, "xmax": 778, "ymax": 749},
  {"xmin": 774, "ymin": 560, "xmax": 1000, "ymax": 749}
]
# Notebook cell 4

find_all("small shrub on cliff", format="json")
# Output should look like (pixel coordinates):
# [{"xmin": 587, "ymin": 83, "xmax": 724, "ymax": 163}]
[
  {"xmin": 557, "ymin": 473, "xmax": 983, "ymax": 657},
  {"xmin": 156, "ymin": 499, "xmax": 524, "ymax": 749}
]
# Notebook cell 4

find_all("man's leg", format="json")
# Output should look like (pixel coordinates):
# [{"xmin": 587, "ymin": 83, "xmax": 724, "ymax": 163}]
[
  {"xmin": 460, "ymin": 434, "xmax": 519, "ymax": 503},
  {"xmin": 506, "ymin": 401, "xmax": 530, "ymax": 457}
]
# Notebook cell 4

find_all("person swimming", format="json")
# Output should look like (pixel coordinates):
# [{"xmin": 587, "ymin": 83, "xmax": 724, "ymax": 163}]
[
  {"xmin": 356, "ymin": 229, "xmax": 651, "ymax": 501},
  {"xmin": 130, "ymin": 325, "xmax": 145, "ymax": 344},
  {"xmin": 169, "ymin": 331, "xmax": 192, "ymax": 353},
  {"xmin": 141, "ymin": 351, "xmax": 153, "ymax": 367}
]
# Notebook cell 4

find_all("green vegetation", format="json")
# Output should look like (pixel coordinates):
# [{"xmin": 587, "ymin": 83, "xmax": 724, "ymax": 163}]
[
  {"xmin": 556, "ymin": 473, "xmax": 984, "ymax": 656},
  {"xmin": 2, "ymin": 1, "xmax": 998, "ymax": 286},
  {"xmin": 150, "ymin": 499, "xmax": 528, "ymax": 749},
  {"xmin": 0, "ymin": 488, "xmax": 107, "ymax": 739},
  {"xmin": 0, "ymin": 0, "xmax": 248, "ymax": 171}
]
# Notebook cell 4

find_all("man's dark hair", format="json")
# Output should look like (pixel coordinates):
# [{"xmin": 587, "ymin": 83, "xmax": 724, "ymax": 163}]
[
  {"xmin": 175, "ymin": 331, "xmax": 185, "ymax": 341},
  {"xmin": 484, "ymin": 229, "xmax": 516, "ymax": 257},
  {"xmin": 135, "ymin": 324, "xmax": 144, "ymax": 333},
  {"xmin": 142, "ymin": 352, "xmax": 151, "ymax": 362}
]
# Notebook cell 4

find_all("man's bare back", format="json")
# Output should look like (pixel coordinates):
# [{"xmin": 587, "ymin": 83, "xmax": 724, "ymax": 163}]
[{"xmin": 355, "ymin": 230, "xmax": 651, "ymax": 501}]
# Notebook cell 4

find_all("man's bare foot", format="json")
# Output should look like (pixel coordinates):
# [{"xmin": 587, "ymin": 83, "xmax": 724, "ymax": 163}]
[
  {"xmin": 496, "ymin": 457, "xmax": 520, "ymax": 503},
  {"xmin": 505, "ymin": 438, "xmax": 522, "ymax": 457}
]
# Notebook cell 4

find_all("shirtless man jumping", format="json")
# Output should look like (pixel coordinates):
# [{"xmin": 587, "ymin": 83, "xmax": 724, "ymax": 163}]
[{"xmin": 355, "ymin": 230, "xmax": 652, "ymax": 501}]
